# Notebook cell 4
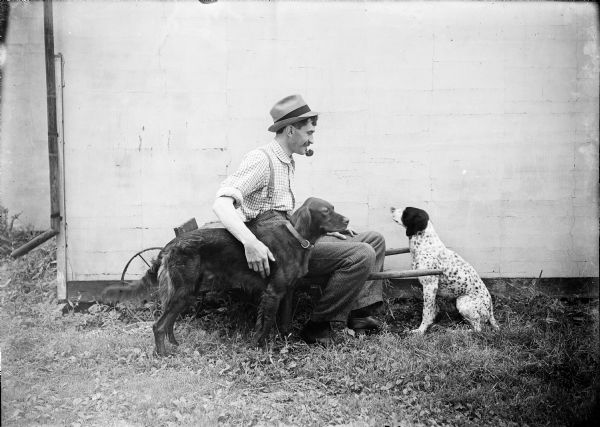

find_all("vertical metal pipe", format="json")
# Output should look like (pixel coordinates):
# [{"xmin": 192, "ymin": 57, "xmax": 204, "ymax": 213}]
[{"xmin": 44, "ymin": 0, "xmax": 61, "ymax": 232}]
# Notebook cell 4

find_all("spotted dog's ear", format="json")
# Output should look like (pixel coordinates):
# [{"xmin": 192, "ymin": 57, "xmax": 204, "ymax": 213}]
[{"xmin": 401, "ymin": 207, "xmax": 429, "ymax": 237}]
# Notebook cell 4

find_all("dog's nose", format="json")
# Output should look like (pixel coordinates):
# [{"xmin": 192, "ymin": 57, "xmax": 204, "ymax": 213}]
[{"xmin": 342, "ymin": 216, "xmax": 350, "ymax": 225}]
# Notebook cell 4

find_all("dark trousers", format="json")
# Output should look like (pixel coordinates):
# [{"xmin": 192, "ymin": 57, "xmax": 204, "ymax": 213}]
[{"xmin": 307, "ymin": 231, "xmax": 386, "ymax": 323}]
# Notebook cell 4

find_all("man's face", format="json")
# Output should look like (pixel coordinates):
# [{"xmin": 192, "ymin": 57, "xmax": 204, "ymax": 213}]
[{"xmin": 288, "ymin": 118, "xmax": 316, "ymax": 156}]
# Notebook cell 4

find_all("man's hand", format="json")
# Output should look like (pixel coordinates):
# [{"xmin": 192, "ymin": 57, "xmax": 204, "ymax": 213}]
[
  {"xmin": 326, "ymin": 227, "xmax": 358, "ymax": 240},
  {"xmin": 244, "ymin": 238, "xmax": 276, "ymax": 278},
  {"xmin": 213, "ymin": 197, "xmax": 276, "ymax": 278}
]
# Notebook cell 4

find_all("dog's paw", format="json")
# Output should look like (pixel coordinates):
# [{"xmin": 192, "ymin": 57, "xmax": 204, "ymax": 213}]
[{"xmin": 410, "ymin": 328, "xmax": 426, "ymax": 335}]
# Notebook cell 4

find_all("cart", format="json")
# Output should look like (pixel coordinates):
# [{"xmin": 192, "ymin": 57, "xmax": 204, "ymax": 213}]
[
  {"xmin": 119, "ymin": 218, "xmax": 443, "ymax": 283},
  {"xmin": 119, "ymin": 218, "xmax": 443, "ymax": 332}
]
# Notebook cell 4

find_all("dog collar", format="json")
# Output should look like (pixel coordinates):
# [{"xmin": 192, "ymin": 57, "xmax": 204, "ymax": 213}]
[{"xmin": 285, "ymin": 222, "xmax": 313, "ymax": 249}]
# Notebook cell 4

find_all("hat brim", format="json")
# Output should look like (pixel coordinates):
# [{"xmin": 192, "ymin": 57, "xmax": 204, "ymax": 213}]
[{"xmin": 268, "ymin": 111, "xmax": 319, "ymax": 132}]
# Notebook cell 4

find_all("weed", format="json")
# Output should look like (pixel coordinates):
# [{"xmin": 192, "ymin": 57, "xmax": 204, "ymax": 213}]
[{"xmin": 0, "ymin": 205, "xmax": 44, "ymax": 257}]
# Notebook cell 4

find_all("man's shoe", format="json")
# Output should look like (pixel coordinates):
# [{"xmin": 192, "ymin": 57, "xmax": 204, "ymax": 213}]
[
  {"xmin": 300, "ymin": 321, "xmax": 333, "ymax": 345},
  {"xmin": 347, "ymin": 316, "xmax": 382, "ymax": 335}
]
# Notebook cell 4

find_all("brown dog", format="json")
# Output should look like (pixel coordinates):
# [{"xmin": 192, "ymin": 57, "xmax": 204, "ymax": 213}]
[{"xmin": 104, "ymin": 197, "xmax": 349, "ymax": 355}]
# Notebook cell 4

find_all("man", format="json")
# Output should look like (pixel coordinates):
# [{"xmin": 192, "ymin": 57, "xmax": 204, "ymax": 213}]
[{"xmin": 213, "ymin": 94, "xmax": 385, "ymax": 345}]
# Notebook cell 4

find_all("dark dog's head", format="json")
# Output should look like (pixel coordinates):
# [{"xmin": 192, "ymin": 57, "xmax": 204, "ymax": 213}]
[
  {"xmin": 291, "ymin": 197, "xmax": 349, "ymax": 240},
  {"xmin": 390, "ymin": 206, "xmax": 429, "ymax": 237}
]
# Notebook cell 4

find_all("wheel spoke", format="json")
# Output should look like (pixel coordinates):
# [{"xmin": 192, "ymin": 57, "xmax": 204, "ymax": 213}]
[
  {"xmin": 121, "ymin": 247, "xmax": 163, "ymax": 282},
  {"xmin": 138, "ymin": 254, "xmax": 151, "ymax": 268}
]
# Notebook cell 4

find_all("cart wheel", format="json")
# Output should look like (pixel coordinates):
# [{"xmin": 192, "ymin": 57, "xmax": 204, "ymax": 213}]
[{"xmin": 121, "ymin": 247, "xmax": 163, "ymax": 282}]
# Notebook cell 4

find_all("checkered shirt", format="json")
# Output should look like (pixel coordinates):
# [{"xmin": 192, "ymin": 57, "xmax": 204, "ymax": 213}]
[{"xmin": 216, "ymin": 140, "xmax": 296, "ymax": 222}]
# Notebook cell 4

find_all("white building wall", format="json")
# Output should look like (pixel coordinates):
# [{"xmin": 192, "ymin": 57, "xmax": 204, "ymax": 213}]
[
  {"xmin": 2, "ymin": 1, "xmax": 598, "ymax": 280},
  {"xmin": 0, "ymin": 1, "xmax": 49, "ymax": 229}
]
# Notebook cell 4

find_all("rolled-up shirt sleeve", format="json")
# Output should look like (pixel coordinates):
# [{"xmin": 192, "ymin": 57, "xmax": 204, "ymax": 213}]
[{"xmin": 215, "ymin": 150, "xmax": 269, "ymax": 209}]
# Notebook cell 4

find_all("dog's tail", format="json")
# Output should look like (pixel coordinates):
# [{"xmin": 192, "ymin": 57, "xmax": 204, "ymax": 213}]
[
  {"xmin": 488, "ymin": 305, "xmax": 500, "ymax": 330},
  {"xmin": 158, "ymin": 251, "xmax": 176, "ymax": 307},
  {"xmin": 101, "ymin": 256, "xmax": 162, "ymax": 304},
  {"xmin": 157, "ymin": 247, "xmax": 201, "ymax": 308}
]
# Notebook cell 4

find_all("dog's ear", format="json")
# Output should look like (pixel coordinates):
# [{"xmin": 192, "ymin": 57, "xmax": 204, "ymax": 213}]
[
  {"xmin": 401, "ymin": 207, "xmax": 429, "ymax": 237},
  {"xmin": 291, "ymin": 205, "xmax": 311, "ymax": 236}
]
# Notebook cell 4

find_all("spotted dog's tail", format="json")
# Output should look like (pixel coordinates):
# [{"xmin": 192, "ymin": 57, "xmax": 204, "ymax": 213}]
[{"xmin": 101, "ymin": 256, "xmax": 162, "ymax": 304}]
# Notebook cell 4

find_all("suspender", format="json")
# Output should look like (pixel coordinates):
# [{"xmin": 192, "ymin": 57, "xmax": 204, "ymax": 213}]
[
  {"xmin": 248, "ymin": 148, "xmax": 294, "ymax": 227},
  {"xmin": 258, "ymin": 148, "xmax": 275, "ymax": 203}
]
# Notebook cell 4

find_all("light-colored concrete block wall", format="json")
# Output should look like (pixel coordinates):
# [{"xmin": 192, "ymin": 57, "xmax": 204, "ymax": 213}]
[
  {"xmin": 0, "ymin": 1, "xmax": 49, "ymax": 229},
  {"xmin": 4, "ymin": 1, "xmax": 599, "ymax": 280}
]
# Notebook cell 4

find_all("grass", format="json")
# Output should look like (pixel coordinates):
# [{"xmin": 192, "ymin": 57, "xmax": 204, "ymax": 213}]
[{"xmin": 1, "ymin": 238, "xmax": 599, "ymax": 426}]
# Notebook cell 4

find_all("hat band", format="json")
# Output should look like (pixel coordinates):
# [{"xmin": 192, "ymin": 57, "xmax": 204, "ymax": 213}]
[{"xmin": 274, "ymin": 105, "xmax": 311, "ymax": 123}]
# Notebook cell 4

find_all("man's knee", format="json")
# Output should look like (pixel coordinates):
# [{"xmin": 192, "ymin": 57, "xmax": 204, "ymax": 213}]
[
  {"xmin": 351, "ymin": 242, "xmax": 377, "ymax": 267},
  {"xmin": 359, "ymin": 231, "xmax": 385, "ymax": 253}
]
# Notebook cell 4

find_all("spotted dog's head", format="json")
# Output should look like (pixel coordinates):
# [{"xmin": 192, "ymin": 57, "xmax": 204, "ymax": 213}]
[{"xmin": 390, "ymin": 206, "xmax": 429, "ymax": 237}]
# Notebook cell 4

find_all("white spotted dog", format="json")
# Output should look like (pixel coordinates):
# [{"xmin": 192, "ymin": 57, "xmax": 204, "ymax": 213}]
[{"xmin": 390, "ymin": 206, "xmax": 499, "ymax": 334}]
